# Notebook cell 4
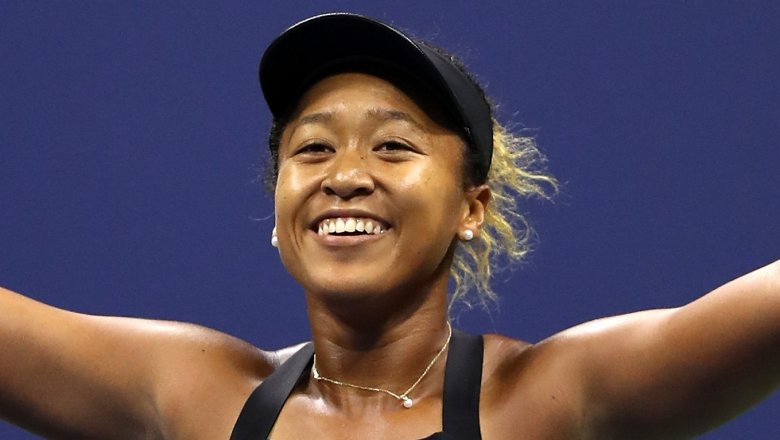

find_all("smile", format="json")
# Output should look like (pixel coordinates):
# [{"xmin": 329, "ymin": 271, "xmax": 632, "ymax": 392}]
[{"xmin": 317, "ymin": 217, "xmax": 387, "ymax": 236}]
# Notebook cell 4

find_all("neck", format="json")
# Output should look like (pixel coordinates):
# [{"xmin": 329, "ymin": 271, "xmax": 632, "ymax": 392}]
[
  {"xmin": 304, "ymin": 281, "xmax": 451, "ymax": 409},
  {"xmin": 311, "ymin": 321, "xmax": 452, "ymax": 409}
]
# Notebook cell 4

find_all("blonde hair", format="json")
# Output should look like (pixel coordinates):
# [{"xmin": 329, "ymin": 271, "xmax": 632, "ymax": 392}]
[{"xmin": 449, "ymin": 120, "xmax": 558, "ymax": 309}]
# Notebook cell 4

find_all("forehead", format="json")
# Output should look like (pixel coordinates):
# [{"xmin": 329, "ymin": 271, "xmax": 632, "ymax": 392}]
[{"xmin": 296, "ymin": 73, "xmax": 416, "ymax": 115}]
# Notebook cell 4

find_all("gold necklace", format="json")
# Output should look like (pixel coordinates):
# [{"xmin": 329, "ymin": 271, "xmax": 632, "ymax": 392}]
[{"xmin": 312, "ymin": 322, "xmax": 452, "ymax": 409}]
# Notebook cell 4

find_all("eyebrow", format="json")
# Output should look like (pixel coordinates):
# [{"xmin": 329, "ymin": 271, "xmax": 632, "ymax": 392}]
[
  {"xmin": 365, "ymin": 108, "xmax": 425, "ymax": 131},
  {"xmin": 290, "ymin": 108, "xmax": 426, "ymax": 134},
  {"xmin": 297, "ymin": 111, "xmax": 333, "ymax": 126},
  {"xmin": 285, "ymin": 112, "xmax": 333, "ymax": 142}
]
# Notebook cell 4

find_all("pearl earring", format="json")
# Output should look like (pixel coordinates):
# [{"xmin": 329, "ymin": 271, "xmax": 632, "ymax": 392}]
[
  {"xmin": 271, "ymin": 227, "xmax": 279, "ymax": 248},
  {"xmin": 462, "ymin": 229, "xmax": 474, "ymax": 241}
]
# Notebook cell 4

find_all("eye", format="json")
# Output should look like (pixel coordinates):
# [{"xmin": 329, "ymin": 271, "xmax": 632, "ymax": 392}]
[
  {"xmin": 295, "ymin": 142, "xmax": 333, "ymax": 155},
  {"xmin": 375, "ymin": 140, "xmax": 414, "ymax": 152}
]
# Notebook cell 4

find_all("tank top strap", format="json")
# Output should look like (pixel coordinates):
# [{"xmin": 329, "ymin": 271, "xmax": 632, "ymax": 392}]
[
  {"xmin": 441, "ymin": 329, "xmax": 484, "ymax": 439},
  {"xmin": 230, "ymin": 342, "xmax": 314, "ymax": 440},
  {"xmin": 230, "ymin": 329, "xmax": 484, "ymax": 440}
]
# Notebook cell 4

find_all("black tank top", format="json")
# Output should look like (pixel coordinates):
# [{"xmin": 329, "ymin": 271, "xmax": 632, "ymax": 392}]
[{"xmin": 230, "ymin": 329, "xmax": 484, "ymax": 440}]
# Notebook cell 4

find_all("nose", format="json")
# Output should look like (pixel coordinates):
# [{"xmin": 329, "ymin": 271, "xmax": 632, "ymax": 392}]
[{"xmin": 321, "ymin": 149, "xmax": 375, "ymax": 199}]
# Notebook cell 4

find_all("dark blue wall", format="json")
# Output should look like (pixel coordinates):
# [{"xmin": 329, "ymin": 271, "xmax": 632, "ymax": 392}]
[{"xmin": 1, "ymin": 2, "xmax": 777, "ymax": 438}]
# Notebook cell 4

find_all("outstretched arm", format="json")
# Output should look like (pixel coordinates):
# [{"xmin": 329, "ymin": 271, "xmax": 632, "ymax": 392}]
[
  {"xmin": 0, "ymin": 287, "xmax": 165, "ymax": 438},
  {"xmin": 0, "ymin": 286, "xmax": 270, "ymax": 439},
  {"xmin": 562, "ymin": 260, "xmax": 780, "ymax": 438}
]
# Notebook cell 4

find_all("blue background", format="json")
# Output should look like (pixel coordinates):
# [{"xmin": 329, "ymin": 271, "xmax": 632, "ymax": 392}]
[{"xmin": 1, "ymin": 1, "xmax": 777, "ymax": 438}]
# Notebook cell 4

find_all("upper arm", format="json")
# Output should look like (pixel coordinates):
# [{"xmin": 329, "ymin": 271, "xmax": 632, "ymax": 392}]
[
  {"xmin": 571, "ymin": 260, "xmax": 780, "ymax": 438},
  {"xmin": 0, "ymin": 287, "xmax": 165, "ymax": 438},
  {"xmin": 0, "ymin": 286, "xmax": 272, "ymax": 439}
]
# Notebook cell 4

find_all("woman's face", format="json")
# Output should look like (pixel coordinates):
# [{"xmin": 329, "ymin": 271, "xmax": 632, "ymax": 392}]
[{"xmin": 274, "ymin": 72, "xmax": 484, "ymax": 302}]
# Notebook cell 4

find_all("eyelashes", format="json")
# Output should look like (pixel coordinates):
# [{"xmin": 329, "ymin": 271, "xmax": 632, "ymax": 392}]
[
  {"xmin": 295, "ymin": 142, "xmax": 333, "ymax": 155},
  {"xmin": 374, "ymin": 140, "xmax": 414, "ymax": 152},
  {"xmin": 292, "ymin": 140, "xmax": 420, "ymax": 157}
]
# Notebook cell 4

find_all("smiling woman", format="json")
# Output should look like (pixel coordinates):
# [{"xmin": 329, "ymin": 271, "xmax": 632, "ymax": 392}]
[
  {"xmin": 274, "ymin": 73, "xmax": 484, "ymax": 306},
  {"xmin": 262, "ymin": 16, "xmax": 557, "ymax": 309},
  {"xmin": 1, "ymin": 11, "xmax": 779, "ymax": 440}
]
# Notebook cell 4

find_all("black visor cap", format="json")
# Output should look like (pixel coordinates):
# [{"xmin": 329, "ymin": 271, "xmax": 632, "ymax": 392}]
[{"xmin": 259, "ymin": 13, "xmax": 494, "ymax": 183}]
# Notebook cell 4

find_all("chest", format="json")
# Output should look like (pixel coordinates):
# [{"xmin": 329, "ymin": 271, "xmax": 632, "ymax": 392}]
[
  {"xmin": 266, "ymin": 386, "xmax": 582, "ymax": 440},
  {"xmin": 270, "ymin": 395, "xmax": 445, "ymax": 440}
]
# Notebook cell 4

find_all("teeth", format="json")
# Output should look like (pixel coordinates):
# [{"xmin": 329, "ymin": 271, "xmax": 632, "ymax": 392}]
[{"xmin": 316, "ymin": 217, "xmax": 387, "ymax": 236}]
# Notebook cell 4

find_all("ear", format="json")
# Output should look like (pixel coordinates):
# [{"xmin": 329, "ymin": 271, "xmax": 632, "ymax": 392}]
[{"xmin": 459, "ymin": 184, "xmax": 491, "ymax": 239}]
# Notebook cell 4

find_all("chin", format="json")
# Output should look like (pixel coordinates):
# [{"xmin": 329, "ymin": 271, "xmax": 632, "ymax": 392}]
[
  {"xmin": 301, "ymin": 267, "xmax": 444, "ymax": 315},
  {"xmin": 305, "ymin": 273, "xmax": 393, "ymax": 299},
  {"xmin": 293, "ymin": 257, "xmax": 395, "ymax": 292}
]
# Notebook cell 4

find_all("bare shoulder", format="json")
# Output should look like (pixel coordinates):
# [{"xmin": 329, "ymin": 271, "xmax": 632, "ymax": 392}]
[
  {"xmin": 120, "ymin": 318, "xmax": 308, "ymax": 438},
  {"xmin": 127, "ymin": 318, "xmax": 275, "ymax": 373},
  {"xmin": 544, "ymin": 309, "xmax": 671, "ymax": 346},
  {"xmin": 479, "ymin": 332, "xmax": 588, "ymax": 438},
  {"xmin": 99, "ymin": 318, "xmax": 315, "ymax": 438},
  {"xmin": 76, "ymin": 316, "xmax": 278, "ymax": 403},
  {"xmin": 481, "ymin": 333, "xmax": 533, "ymax": 382},
  {"xmin": 519, "ymin": 309, "xmax": 675, "ymax": 400},
  {"xmin": 151, "ymin": 319, "xmax": 311, "ymax": 367},
  {"xmin": 477, "ymin": 313, "xmax": 672, "ymax": 439},
  {"xmin": 479, "ymin": 333, "xmax": 573, "ymax": 408}
]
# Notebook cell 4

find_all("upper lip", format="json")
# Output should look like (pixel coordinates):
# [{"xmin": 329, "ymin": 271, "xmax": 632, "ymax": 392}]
[{"xmin": 309, "ymin": 208, "xmax": 391, "ymax": 231}]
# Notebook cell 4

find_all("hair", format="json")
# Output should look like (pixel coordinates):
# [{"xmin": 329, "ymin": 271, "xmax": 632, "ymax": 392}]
[
  {"xmin": 450, "ymin": 121, "xmax": 557, "ymax": 309},
  {"xmin": 263, "ymin": 41, "xmax": 557, "ymax": 310}
]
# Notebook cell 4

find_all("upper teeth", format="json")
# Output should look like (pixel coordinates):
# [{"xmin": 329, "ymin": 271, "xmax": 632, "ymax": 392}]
[{"xmin": 317, "ymin": 218, "xmax": 385, "ymax": 236}]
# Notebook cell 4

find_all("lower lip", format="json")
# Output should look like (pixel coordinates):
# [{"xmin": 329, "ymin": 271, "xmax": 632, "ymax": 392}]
[{"xmin": 309, "ymin": 229, "xmax": 390, "ymax": 247}]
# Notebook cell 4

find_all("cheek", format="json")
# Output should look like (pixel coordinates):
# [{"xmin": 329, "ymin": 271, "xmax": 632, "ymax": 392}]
[
  {"xmin": 395, "ymin": 165, "xmax": 465, "ymax": 232},
  {"xmin": 274, "ymin": 162, "xmax": 313, "ymax": 207},
  {"xmin": 272, "ymin": 166, "xmax": 307, "ymax": 275},
  {"xmin": 273, "ymin": 163, "xmax": 315, "ymax": 240},
  {"xmin": 272, "ymin": 169, "xmax": 291, "ymax": 223}
]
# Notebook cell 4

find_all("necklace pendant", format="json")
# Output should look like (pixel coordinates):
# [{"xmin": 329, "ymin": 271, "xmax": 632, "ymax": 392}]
[{"xmin": 401, "ymin": 395, "xmax": 413, "ymax": 408}]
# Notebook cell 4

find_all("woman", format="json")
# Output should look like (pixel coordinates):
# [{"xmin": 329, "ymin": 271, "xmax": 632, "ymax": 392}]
[{"xmin": 1, "ymin": 12, "xmax": 778, "ymax": 439}]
